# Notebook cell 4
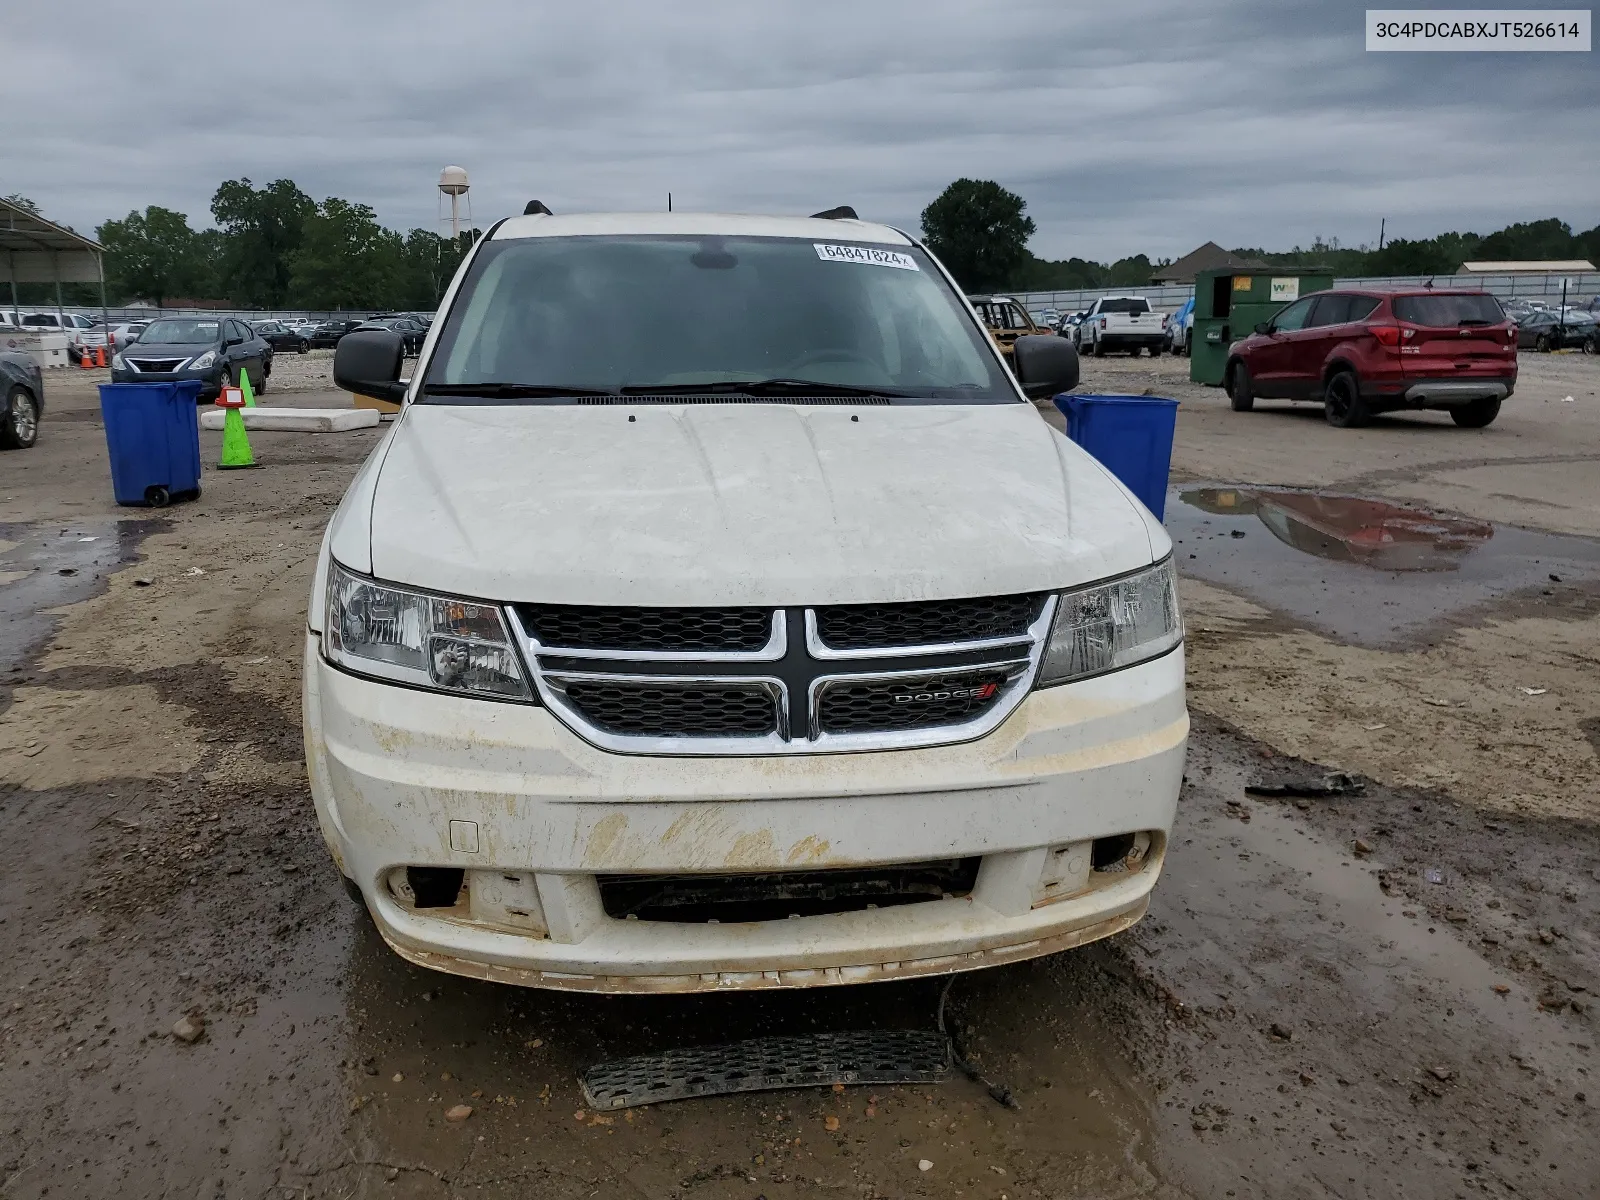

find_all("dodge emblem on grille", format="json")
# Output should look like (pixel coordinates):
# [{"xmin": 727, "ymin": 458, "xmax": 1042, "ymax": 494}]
[{"xmin": 893, "ymin": 683, "xmax": 999, "ymax": 704}]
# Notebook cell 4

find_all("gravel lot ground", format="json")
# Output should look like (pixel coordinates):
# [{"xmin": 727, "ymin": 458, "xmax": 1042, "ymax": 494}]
[{"xmin": 1, "ymin": 353, "xmax": 1595, "ymax": 1198}]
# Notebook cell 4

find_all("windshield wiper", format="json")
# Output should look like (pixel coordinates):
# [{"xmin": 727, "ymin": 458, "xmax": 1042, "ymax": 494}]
[
  {"xmin": 618, "ymin": 379, "xmax": 910, "ymax": 398},
  {"xmin": 421, "ymin": 382, "xmax": 617, "ymax": 399}
]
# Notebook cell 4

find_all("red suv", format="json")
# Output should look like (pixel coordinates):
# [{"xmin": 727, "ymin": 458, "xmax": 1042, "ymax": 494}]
[{"xmin": 1223, "ymin": 289, "xmax": 1517, "ymax": 429}]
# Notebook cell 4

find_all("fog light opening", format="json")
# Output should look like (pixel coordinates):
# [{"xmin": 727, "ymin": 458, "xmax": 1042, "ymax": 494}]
[
  {"xmin": 403, "ymin": 866, "xmax": 466, "ymax": 908},
  {"xmin": 1091, "ymin": 834, "xmax": 1137, "ymax": 872}
]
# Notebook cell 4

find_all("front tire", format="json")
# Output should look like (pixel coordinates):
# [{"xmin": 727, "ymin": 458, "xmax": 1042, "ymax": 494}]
[
  {"xmin": 1450, "ymin": 397, "xmax": 1501, "ymax": 428},
  {"xmin": 1535, "ymin": 333, "xmax": 1551, "ymax": 352},
  {"xmin": 1150, "ymin": 344, "xmax": 1163, "ymax": 358},
  {"xmin": 0, "ymin": 385, "xmax": 39, "ymax": 449},
  {"xmin": 1323, "ymin": 369, "xmax": 1370, "ymax": 428},
  {"xmin": 1228, "ymin": 363, "xmax": 1254, "ymax": 412}
]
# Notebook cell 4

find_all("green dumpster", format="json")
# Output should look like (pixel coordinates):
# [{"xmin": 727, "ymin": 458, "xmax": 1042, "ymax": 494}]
[{"xmin": 1189, "ymin": 268, "xmax": 1333, "ymax": 386}]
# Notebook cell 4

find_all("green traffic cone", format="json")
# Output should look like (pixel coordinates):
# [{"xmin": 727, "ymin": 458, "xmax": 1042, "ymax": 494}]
[
  {"xmin": 238, "ymin": 367, "xmax": 258, "ymax": 407},
  {"xmin": 218, "ymin": 406, "xmax": 257, "ymax": 469}
]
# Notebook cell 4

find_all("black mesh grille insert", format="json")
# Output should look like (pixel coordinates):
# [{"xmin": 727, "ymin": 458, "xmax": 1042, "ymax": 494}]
[
  {"xmin": 599, "ymin": 859, "xmax": 981, "ymax": 922},
  {"xmin": 818, "ymin": 668, "xmax": 1016, "ymax": 735},
  {"xmin": 521, "ymin": 605, "xmax": 772, "ymax": 653},
  {"xmin": 561, "ymin": 680, "xmax": 776, "ymax": 738},
  {"xmin": 814, "ymin": 594, "xmax": 1043, "ymax": 650}
]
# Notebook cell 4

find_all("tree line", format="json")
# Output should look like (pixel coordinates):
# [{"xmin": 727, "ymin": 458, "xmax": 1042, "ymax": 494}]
[
  {"xmin": 919, "ymin": 178, "xmax": 1600, "ymax": 293},
  {"xmin": 10, "ymin": 179, "xmax": 1597, "ymax": 311},
  {"xmin": 91, "ymin": 178, "xmax": 478, "ymax": 310}
]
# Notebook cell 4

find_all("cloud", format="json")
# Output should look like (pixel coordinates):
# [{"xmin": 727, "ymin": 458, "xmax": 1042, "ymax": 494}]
[{"xmin": 2, "ymin": 0, "xmax": 1594, "ymax": 260}]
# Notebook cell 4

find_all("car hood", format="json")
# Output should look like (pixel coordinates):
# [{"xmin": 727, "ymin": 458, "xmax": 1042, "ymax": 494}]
[{"xmin": 358, "ymin": 402, "xmax": 1162, "ymax": 606}]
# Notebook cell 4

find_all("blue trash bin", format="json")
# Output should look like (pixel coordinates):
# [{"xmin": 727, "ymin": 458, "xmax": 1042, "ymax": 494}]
[
  {"xmin": 98, "ymin": 381, "xmax": 204, "ymax": 507},
  {"xmin": 1052, "ymin": 393, "xmax": 1179, "ymax": 521}
]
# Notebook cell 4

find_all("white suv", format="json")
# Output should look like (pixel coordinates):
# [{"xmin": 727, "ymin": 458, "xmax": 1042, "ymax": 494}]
[{"xmin": 307, "ymin": 210, "xmax": 1187, "ymax": 993}]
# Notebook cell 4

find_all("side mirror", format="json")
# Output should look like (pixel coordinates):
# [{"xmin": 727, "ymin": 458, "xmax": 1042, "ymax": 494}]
[
  {"xmin": 1011, "ymin": 334, "xmax": 1080, "ymax": 399},
  {"xmin": 1254, "ymin": 322, "xmax": 1271, "ymax": 335},
  {"xmin": 333, "ymin": 330, "xmax": 407, "ymax": 404}
]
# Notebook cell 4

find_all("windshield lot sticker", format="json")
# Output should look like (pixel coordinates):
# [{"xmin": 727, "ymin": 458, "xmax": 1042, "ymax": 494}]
[{"xmin": 814, "ymin": 244, "xmax": 920, "ymax": 271}]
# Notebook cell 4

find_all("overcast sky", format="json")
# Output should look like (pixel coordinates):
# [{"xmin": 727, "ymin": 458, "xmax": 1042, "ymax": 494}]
[{"xmin": 3, "ymin": 0, "xmax": 1595, "ymax": 261}]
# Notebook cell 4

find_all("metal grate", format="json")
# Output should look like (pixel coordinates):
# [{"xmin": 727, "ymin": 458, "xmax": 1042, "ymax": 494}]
[
  {"xmin": 561, "ymin": 680, "xmax": 776, "ymax": 738},
  {"xmin": 599, "ymin": 859, "xmax": 980, "ymax": 922},
  {"xmin": 580, "ymin": 1030, "xmax": 951, "ymax": 1110},
  {"xmin": 818, "ymin": 669, "xmax": 1015, "ymax": 734},
  {"xmin": 814, "ymin": 594, "xmax": 1043, "ymax": 650},
  {"xmin": 521, "ymin": 605, "xmax": 772, "ymax": 653}
]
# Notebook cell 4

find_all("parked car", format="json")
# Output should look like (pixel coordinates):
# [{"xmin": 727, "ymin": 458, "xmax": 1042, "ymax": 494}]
[
  {"xmin": 9, "ymin": 312, "xmax": 97, "ymax": 361},
  {"xmin": 80, "ymin": 321, "xmax": 149, "ymax": 357},
  {"xmin": 1224, "ymin": 288, "xmax": 1515, "ymax": 428},
  {"xmin": 1055, "ymin": 311, "xmax": 1087, "ymax": 340},
  {"xmin": 967, "ymin": 295, "xmax": 1051, "ymax": 359},
  {"xmin": 0, "ymin": 349, "xmax": 43, "ymax": 449},
  {"xmin": 1166, "ymin": 297, "xmax": 1196, "ymax": 356},
  {"xmin": 1516, "ymin": 309, "xmax": 1590, "ymax": 351},
  {"xmin": 1076, "ymin": 296, "xmax": 1167, "ymax": 357},
  {"xmin": 353, "ymin": 316, "xmax": 427, "ymax": 355},
  {"xmin": 310, "ymin": 319, "xmax": 363, "ymax": 349},
  {"xmin": 311, "ymin": 209, "xmax": 1178, "ymax": 994},
  {"xmin": 251, "ymin": 320, "xmax": 313, "ymax": 354},
  {"xmin": 111, "ymin": 316, "xmax": 273, "ymax": 401}
]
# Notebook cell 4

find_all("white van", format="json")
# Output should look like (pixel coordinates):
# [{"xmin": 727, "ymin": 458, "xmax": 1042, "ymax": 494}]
[{"xmin": 305, "ymin": 210, "xmax": 1187, "ymax": 993}]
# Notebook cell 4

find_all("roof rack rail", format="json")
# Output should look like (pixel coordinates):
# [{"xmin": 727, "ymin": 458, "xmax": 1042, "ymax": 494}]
[
  {"xmin": 810, "ymin": 206, "xmax": 858, "ymax": 220},
  {"xmin": 523, "ymin": 200, "xmax": 553, "ymax": 216}
]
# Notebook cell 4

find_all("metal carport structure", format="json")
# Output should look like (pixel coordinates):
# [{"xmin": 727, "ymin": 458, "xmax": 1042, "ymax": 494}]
[{"xmin": 0, "ymin": 196, "xmax": 108, "ymax": 331}]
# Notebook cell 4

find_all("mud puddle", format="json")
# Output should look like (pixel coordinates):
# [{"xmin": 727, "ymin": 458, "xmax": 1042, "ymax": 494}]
[
  {"xmin": 1169, "ymin": 486, "xmax": 1600, "ymax": 646},
  {"xmin": 0, "ymin": 519, "xmax": 163, "ymax": 678},
  {"xmin": 332, "ymin": 928, "xmax": 1172, "ymax": 1197}
]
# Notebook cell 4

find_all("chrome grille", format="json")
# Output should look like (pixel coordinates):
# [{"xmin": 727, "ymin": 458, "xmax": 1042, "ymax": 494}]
[
  {"xmin": 518, "ymin": 605, "xmax": 772, "ymax": 654},
  {"xmin": 816, "ymin": 665, "xmax": 1023, "ymax": 735},
  {"xmin": 813, "ymin": 594, "xmax": 1044, "ymax": 650},
  {"xmin": 509, "ymin": 595, "xmax": 1054, "ymax": 756},
  {"xmin": 560, "ymin": 678, "xmax": 778, "ymax": 738}
]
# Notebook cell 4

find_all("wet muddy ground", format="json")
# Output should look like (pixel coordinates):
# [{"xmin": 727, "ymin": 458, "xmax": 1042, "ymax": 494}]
[{"xmin": 2, "ymin": 359, "xmax": 1597, "ymax": 1197}]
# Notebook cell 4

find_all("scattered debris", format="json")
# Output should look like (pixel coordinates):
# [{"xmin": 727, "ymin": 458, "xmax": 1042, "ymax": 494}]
[
  {"xmin": 444, "ymin": 1104, "xmax": 473, "ymax": 1122},
  {"xmin": 1246, "ymin": 771, "xmax": 1365, "ymax": 799},
  {"xmin": 918, "ymin": 1159, "xmax": 934, "ymax": 1172},
  {"xmin": 185, "ymin": 567, "xmax": 205, "ymax": 576},
  {"xmin": 1363, "ymin": 723, "xmax": 1388, "ymax": 731},
  {"xmin": 171, "ymin": 1015, "xmax": 206, "ymax": 1044},
  {"xmin": 1354, "ymin": 838, "xmax": 1375, "ymax": 855},
  {"xmin": 133, "ymin": 577, "xmax": 153, "ymax": 587},
  {"xmin": 1424, "ymin": 868, "xmax": 1445, "ymax": 884},
  {"xmin": 824, "ymin": 1115, "xmax": 840, "ymax": 1132},
  {"xmin": 1519, "ymin": 687, "xmax": 1548, "ymax": 696},
  {"xmin": 1428, "ymin": 1066, "xmax": 1454, "ymax": 1082},
  {"xmin": 1269, "ymin": 1023, "xmax": 1294, "ymax": 1041}
]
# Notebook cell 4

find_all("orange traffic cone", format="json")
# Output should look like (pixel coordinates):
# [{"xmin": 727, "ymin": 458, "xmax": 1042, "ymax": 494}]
[
  {"xmin": 95, "ymin": 345, "xmax": 107, "ymax": 368},
  {"xmin": 79, "ymin": 346, "xmax": 94, "ymax": 370}
]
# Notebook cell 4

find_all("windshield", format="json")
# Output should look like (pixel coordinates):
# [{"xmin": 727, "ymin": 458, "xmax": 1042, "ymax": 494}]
[
  {"xmin": 1393, "ymin": 294, "xmax": 1505, "ymax": 326},
  {"xmin": 139, "ymin": 319, "xmax": 219, "ymax": 344},
  {"xmin": 424, "ymin": 234, "xmax": 1014, "ymax": 402}
]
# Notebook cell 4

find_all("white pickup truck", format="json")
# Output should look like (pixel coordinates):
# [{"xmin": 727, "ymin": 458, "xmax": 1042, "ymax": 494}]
[
  {"xmin": 310, "ymin": 210, "xmax": 1187, "ymax": 994},
  {"xmin": 1077, "ymin": 296, "xmax": 1168, "ymax": 358}
]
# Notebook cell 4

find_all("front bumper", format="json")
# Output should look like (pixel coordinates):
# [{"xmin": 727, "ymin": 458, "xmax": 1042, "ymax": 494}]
[{"xmin": 304, "ymin": 633, "xmax": 1187, "ymax": 992}]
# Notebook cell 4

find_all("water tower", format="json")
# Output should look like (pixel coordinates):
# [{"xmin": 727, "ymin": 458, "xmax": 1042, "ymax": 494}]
[{"xmin": 438, "ymin": 166, "xmax": 471, "ymax": 240}]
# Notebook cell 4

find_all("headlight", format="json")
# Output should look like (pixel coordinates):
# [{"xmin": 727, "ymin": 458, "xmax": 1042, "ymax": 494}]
[
  {"xmin": 189, "ymin": 350, "xmax": 217, "ymax": 371},
  {"xmin": 111, "ymin": 353, "xmax": 127, "ymax": 370},
  {"xmin": 1038, "ymin": 557, "xmax": 1182, "ymax": 687},
  {"xmin": 323, "ymin": 560, "xmax": 533, "ymax": 701}
]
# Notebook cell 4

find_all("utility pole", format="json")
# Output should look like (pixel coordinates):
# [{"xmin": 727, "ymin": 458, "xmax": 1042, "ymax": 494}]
[
  {"xmin": 1378, "ymin": 218, "xmax": 1386, "ymax": 252},
  {"xmin": 667, "ymin": 192, "xmax": 673, "ymax": 213}
]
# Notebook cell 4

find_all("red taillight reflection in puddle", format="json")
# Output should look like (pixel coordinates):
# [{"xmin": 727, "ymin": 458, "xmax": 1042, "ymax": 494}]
[{"xmin": 1181, "ymin": 488, "xmax": 1494, "ymax": 571}]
